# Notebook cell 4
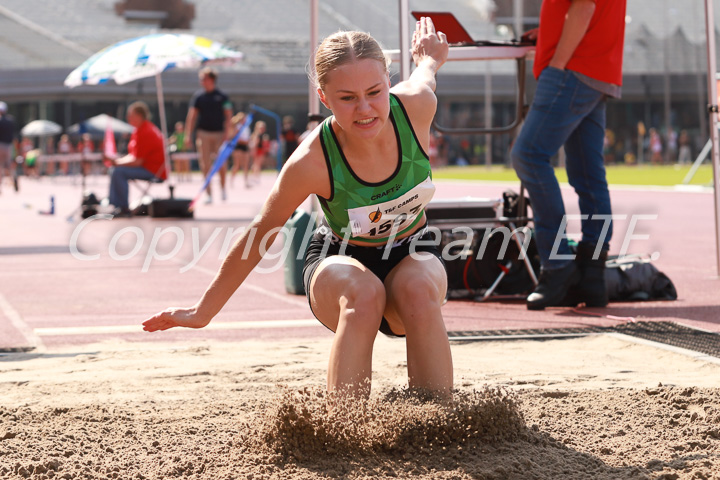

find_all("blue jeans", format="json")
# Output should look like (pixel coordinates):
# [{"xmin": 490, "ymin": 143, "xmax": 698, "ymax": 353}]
[
  {"xmin": 108, "ymin": 166, "xmax": 158, "ymax": 209},
  {"xmin": 511, "ymin": 67, "xmax": 612, "ymax": 270}
]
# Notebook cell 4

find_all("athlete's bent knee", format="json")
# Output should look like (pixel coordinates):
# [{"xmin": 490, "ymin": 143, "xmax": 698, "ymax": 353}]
[
  {"xmin": 393, "ymin": 273, "xmax": 444, "ymax": 311},
  {"xmin": 339, "ymin": 276, "xmax": 386, "ymax": 328}
]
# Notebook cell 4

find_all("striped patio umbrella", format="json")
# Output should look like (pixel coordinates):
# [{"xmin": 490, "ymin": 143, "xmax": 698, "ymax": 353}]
[
  {"xmin": 64, "ymin": 33, "xmax": 243, "ymax": 181},
  {"xmin": 64, "ymin": 33, "xmax": 242, "ymax": 87}
]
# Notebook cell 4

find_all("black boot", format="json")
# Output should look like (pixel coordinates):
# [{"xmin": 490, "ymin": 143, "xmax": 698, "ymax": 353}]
[
  {"xmin": 573, "ymin": 242, "xmax": 609, "ymax": 307},
  {"xmin": 527, "ymin": 261, "xmax": 581, "ymax": 310}
]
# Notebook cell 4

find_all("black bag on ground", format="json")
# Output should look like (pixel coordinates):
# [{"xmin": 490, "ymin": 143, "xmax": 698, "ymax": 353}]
[
  {"xmin": 444, "ymin": 228, "xmax": 540, "ymax": 299},
  {"xmin": 148, "ymin": 198, "xmax": 193, "ymax": 218},
  {"xmin": 605, "ymin": 255, "xmax": 677, "ymax": 301},
  {"xmin": 80, "ymin": 191, "xmax": 100, "ymax": 219}
]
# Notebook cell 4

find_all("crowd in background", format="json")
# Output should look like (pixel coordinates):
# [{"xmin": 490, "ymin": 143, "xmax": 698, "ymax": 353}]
[
  {"xmin": 2, "ymin": 119, "xmax": 707, "ymax": 178},
  {"xmin": 436, "ymin": 125, "xmax": 702, "ymax": 168},
  {"xmin": 0, "ymin": 113, "xmax": 283, "ymax": 183},
  {"xmin": 0, "ymin": 101, "xmax": 708, "ymax": 192}
]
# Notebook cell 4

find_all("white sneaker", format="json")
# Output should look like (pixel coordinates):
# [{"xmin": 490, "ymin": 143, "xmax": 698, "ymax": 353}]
[
  {"xmin": 221, "ymin": 189, "xmax": 227, "ymax": 202},
  {"xmin": 204, "ymin": 194, "xmax": 212, "ymax": 205}
]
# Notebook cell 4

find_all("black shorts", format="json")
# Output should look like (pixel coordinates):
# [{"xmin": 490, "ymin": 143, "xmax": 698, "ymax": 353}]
[
  {"xmin": 234, "ymin": 143, "xmax": 249, "ymax": 152},
  {"xmin": 302, "ymin": 224, "xmax": 446, "ymax": 337}
]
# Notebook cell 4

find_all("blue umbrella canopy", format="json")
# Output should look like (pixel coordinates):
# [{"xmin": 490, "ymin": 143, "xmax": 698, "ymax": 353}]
[{"xmin": 64, "ymin": 33, "xmax": 243, "ymax": 87}]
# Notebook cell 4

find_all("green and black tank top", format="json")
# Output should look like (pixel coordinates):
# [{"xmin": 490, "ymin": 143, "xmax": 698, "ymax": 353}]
[{"xmin": 317, "ymin": 93, "xmax": 436, "ymax": 244}]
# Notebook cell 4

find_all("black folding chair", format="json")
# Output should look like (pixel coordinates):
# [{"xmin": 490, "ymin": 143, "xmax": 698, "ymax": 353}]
[{"xmin": 129, "ymin": 173, "xmax": 165, "ymax": 215}]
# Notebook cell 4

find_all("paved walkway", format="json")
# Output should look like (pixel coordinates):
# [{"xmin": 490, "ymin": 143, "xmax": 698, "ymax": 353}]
[{"xmin": 1, "ymin": 171, "xmax": 718, "ymax": 352}]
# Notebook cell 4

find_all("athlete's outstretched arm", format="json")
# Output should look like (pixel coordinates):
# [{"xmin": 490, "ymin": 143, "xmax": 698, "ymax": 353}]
[
  {"xmin": 142, "ymin": 146, "xmax": 325, "ymax": 332},
  {"xmin": 408, "ymin": 17, "xmax": 448, "ymax": 93},
  {"xmin": 391, "ymin": 17, "xmax": 448, "ymax": 150}
]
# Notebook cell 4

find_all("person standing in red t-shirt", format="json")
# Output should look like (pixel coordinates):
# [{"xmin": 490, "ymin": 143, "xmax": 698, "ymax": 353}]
[
  {"xmin": 510, "ymin": 0, "xmax": 627, "ymax": 310},
  {"xmin": 104, "ymin": 101, "xmax": 166, "ymax": 217}
]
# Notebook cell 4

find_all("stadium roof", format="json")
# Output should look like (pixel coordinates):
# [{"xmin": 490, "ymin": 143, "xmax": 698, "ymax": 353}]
[
  {"xmin": 0, "ymin": 0, "xmax": 715, "ymax": 74},
  {"xmin": 0, "ymin": 0, "xmax": 716, "ymax": 107},
  {"xmin": 0, "ymin": 0, "xmax": 494, "ymax": 72}
]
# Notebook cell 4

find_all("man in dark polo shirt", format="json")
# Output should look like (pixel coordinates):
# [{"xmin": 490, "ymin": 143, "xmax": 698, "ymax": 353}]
[{"xmin": 184, "ymin": 67, "xmax": 233, "ymax": 203}]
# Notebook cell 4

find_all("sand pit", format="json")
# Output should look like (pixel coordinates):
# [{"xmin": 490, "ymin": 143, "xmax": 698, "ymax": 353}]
[{"xmin": 1, "ymin": 334, "xmax": 720, "ymax": 479}]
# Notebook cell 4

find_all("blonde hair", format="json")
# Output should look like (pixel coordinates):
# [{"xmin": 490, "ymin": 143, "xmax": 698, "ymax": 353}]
[
  {"xmin": 312, "ymin": 31, "xmax": 389, "ymax": 90},
  {"xmin": 128, "ymin": 101, "xmax": 151, "ymax": 121}
]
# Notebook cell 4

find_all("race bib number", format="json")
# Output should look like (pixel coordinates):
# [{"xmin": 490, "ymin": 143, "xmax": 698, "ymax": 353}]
[{"xmin": 347, "ymin": 177, "xmax": 435, "ymax": 239}]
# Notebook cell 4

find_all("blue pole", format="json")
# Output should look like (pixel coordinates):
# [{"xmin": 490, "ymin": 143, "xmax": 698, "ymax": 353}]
[{"xmin": 190, "ymin": 112, "xmax": 254, "ymax": 208}]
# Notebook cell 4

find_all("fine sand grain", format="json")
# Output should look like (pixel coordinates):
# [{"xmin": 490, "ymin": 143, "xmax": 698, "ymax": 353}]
[{"xmin": 1, "ymin": 334, "xmax": 719, "ymax": 479}]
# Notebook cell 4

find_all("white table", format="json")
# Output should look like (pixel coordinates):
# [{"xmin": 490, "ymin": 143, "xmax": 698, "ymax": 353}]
[
  {"xmin": 385, "ymin": 44, "xmax": 534, "ymax": 63},
  {"xmin": 385, "ymin": 44, "xmax": 536, "ymax": 135}
]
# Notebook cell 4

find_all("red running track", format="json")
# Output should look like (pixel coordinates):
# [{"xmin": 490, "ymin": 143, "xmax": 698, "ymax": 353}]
[{"xmin": 1, "ymin": 172, "xmax": 718, "ymax": 351}]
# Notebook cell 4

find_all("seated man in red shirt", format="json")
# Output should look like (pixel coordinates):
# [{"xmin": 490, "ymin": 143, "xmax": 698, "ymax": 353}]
[{"xmin": 105, "ymin": 101, "xmax": 167, "ymax": 216}]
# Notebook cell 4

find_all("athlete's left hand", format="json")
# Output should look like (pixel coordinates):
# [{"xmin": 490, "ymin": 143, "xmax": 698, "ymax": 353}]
[{"xmin": 412, "ymin": 17, "xmax": 449, "ymax": 69}]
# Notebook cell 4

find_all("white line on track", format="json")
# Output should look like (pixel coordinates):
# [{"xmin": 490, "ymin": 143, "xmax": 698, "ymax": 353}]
[
  {"xmin": 34, "ymin": 319, "xmax": 321, "ymax": 337},
  {"xmin": 0, "ymin": 292, "xmax": 45, "ymax": 351}
]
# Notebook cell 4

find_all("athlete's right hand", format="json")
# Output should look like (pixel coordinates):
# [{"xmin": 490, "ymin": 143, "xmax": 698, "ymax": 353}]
[{"xmin": 142, "ymin": 306, "xmax": 210, "ymax": 332}]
